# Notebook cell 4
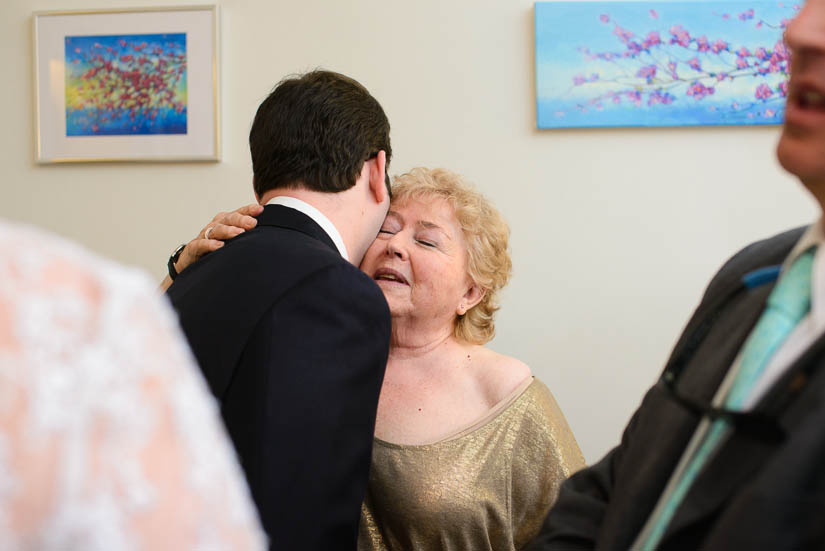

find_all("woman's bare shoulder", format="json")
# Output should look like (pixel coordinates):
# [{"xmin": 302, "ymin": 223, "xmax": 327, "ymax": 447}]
[{"xmin": 469, "ymin": 346, "xmax": 532, "ymax": 406}]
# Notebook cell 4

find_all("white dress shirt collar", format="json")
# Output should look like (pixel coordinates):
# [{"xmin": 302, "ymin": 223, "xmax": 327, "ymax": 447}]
[
  {"xmin": 265, "ymin": 196, "xmax": 349, "ymax": 262},
  {"xmin": 782, "ymin": 218, "xmax": 825, "ymax": 270}
]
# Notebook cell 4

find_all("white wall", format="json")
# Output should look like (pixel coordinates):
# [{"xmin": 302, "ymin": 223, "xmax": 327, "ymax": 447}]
[{"xmin": 1, "ymin": 0, "xmax": 818, "ymax": 463}]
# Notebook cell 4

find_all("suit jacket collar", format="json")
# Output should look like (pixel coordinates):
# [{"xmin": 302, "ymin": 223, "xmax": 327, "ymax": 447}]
[{"xmin": 256, "ymin": 204, "xmax": 339, "ymax": 255}]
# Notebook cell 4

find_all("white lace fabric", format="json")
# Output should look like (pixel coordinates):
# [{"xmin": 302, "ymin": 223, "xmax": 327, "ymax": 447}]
[{"xmin": 0, "ymin": 221, "xmax": 266, "ymax": 550}]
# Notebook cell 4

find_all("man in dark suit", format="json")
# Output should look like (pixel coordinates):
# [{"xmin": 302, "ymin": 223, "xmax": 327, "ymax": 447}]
[
  {"xmin": 165, "ymin": 71, "xmax": 392, "ymax": 550},
  {"xmin": 528, "ymin": 2, "xmax": 825, "ymax": 549}
]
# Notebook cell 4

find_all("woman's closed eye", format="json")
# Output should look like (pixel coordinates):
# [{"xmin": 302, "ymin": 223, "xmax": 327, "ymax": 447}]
[
  {"xmin": 378, "ymin": 221, "xmax": 401, "ymax": 236},
  {"xmin": 416, "ymin": 236, "xmax": 438, "ymax": 248}
]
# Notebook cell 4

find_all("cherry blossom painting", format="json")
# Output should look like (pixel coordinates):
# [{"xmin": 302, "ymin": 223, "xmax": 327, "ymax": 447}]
[
  {"xmin": 535, "ymin": 1, "xmax": 798, "ymax": 129},
  {"xmin": 34, "ymin": 6, "xmax": 218, "ymax": 163},
  {"xmin": 65, "ymin": 33, "xmax": 187, "ymax": 136}
]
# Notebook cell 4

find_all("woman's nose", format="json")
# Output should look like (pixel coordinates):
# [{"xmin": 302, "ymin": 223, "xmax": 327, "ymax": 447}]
[{"xmin": 385, "ymin": 235, "xmax": 408, "ymax": 260}]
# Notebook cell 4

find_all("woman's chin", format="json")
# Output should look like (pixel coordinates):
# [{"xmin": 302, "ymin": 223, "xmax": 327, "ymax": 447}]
[{"xmin": 381, "ymin": 294, "xmax": 410, "ymax": 318}]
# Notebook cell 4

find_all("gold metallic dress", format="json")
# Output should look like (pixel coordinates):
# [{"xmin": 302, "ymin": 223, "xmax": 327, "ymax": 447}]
[{"xmin": 359, "ymin": 377, "xmax": 585, "ymax": 550}]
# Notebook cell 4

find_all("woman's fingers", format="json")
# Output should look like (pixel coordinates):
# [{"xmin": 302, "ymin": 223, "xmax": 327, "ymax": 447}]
[
  {"xmin": 202, "ymin": 223, "xmax": 246, "ymax": 242},
  {"xmin": 219, "ymin": 211, "xmax": 259, "ymax": 231},
  {"xmin": 234, "ymin": 203, "xmax": 264, "ymax": 218},
  {"xmin": 211, "ymin": 204, "xmax": 262, "ymax": 231},
  {"xmin": 176, "ymin": 204, "xmax": 262, "ymax": 275}
]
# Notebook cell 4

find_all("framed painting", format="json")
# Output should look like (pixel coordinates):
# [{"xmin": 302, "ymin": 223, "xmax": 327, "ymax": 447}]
[
  {"xmin": 33, "ymin": 6, "xmax": 219, "ymax": 163},
  {"xmin": 535, "ymin": 1, "xmax": 797, "ymax": 129}
]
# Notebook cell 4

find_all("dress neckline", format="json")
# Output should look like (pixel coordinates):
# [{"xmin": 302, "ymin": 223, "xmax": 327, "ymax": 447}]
[{"xmin": 373, "ymin": 376, "xmax": 536, "ymax": 449}]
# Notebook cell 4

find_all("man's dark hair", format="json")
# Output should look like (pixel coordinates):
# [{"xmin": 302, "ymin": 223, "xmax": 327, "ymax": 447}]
[{"xmin": 249, "ymin": 70, "xmax": 392, "ymax": 199}]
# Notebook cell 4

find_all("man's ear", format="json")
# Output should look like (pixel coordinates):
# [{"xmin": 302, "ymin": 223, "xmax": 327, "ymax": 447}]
[
  {"xmin": 367, "ymin": 150, "xmax": 388, "ymax": 205},
  {"xmin": 457, "ymin": 282, "xmax": 486, "ymax": 315}
]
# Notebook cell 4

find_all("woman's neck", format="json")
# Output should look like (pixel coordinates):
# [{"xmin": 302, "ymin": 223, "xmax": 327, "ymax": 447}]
[{"xmin": 388, "ymin": 319, "xmax": 458, "ymax": 364}]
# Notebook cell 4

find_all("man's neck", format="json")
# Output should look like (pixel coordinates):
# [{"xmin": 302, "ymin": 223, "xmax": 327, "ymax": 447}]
[
  {"xmin": 259, "ymin": 188, "xmax": 334, "ymax": 212},
  {"xmin": 266, "ymin": 195, "xmax": 349, "ymax": 261},
  {"xmin": 804, "ymin": 179, "xmax": 825, "ymax": 216}
]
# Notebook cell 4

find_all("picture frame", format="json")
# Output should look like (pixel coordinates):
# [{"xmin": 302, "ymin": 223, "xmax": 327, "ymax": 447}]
[
  {"xmin": 535, "ymin": 1, "xmax": 794, "ymax": 129},
  {"xmin": 33, "ymin": 5, "xmax": 219, "ymax": 163}
]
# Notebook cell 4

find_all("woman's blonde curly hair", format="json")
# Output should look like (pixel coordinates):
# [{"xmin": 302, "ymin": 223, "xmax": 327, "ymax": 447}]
[{"xmin": 390, "ymin": 168, "xmax": 512, "ymax": 345}]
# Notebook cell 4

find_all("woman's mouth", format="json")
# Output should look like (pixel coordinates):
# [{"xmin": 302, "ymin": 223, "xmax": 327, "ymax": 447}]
[{"xmin": 374, "ymin": 268, "xmax": 409, "ymax": 285}]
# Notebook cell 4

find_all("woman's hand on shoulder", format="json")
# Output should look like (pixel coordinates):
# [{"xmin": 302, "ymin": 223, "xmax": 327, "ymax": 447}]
[
  {"xmin": 160, "ymin": 203, "xmax": 263, "ymax": 292},
  {"xmin": 176, "ymin": 204, "xmax": 263, "ymax": 272}
]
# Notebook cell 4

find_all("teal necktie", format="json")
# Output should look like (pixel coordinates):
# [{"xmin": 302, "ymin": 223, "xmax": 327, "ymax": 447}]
[{"xmin": 638, "ymin": 248, "xmax": 816, "ymax": 551}]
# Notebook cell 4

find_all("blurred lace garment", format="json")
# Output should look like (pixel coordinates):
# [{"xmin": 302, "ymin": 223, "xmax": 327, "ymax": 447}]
[{"xmin": 0, "ymin": 221, "xmax": 266, "ymax": 550}]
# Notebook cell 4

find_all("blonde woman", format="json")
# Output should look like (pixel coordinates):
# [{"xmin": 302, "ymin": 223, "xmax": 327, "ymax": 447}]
[{"xmin": 167, "ymin": 168, "xmax": 584, "ymax": 550}]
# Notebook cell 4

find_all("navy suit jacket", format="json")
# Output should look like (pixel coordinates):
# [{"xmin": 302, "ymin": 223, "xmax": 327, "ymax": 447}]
[
  {"xmin": 167, "ymin": 205, "xmax": 391, "ymax": 550},
  {"xmin": 529, "ymin": 226, "xmax": 825, "ymax": 550}
]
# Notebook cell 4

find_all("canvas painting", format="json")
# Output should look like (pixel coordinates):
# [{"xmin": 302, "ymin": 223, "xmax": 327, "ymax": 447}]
[
  {"xmin": 34, "ymin": 6, "xmax": 218, "ymax": 163},
  {"xmin": 65, "ymin": 33, "xmax": 188, "ymax": 136},
  {"xmin": 535, "ymin": 1, "xmax": 798, "ymax": 129}
]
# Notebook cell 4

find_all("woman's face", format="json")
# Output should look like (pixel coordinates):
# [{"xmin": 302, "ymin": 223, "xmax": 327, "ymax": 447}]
[{"xmin": 360, "ymin": 196, "xmax": 477, "ymax": 325}]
